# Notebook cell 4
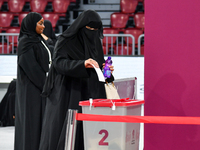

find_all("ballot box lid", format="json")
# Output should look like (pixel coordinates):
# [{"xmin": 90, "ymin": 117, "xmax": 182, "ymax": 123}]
[{"xmin": 79, "ymin": 98, "xmax": 144, "ymax": 107}]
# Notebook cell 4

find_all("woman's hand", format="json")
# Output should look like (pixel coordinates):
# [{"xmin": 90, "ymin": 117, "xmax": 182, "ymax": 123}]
[
  {"xmin": 102, "ymin": 63, "xmax": 114, "ymax": 73},
  {"xmin": 85, "ymin": 58, "xmax": 99, "ymax": 68}
]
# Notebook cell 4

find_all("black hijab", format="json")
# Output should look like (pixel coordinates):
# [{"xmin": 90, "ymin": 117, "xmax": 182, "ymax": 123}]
[
  {"xmin": 17, "ymin": 12, "xmax": 43, "ymax": 56},
  {"xmin": 43, "ymin": 20, "xmax": 57, "ymax": 45},
  {"xmin": 54, "ymin": 9, "xmax": 104, "ymax": 65},
  {"xmin": 17, "ymin": 12, "xmax": 50, "ymax": 73},
  {"xmin": 42, "ymin": 10, "xmax": 105, "ymax": 96}
]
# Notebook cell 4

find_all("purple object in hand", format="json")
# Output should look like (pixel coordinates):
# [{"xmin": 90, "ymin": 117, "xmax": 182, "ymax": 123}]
[{"xmin": 103, "ymin": 56, "xmax": 112, "ymax": 78}]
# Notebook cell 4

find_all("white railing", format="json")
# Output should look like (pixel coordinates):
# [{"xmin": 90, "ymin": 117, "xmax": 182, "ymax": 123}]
[
  {"xmin": 0, "ymin": 33, "xmax": 19, "ymax": 54},
  {"xmin": 0, "ymin": 33, "xmax": 144, "ymax": 55},
  {"xmin": 103, "ymin": 34, "xmax": 135, "ymax": 55},
  {"xmin": 138, "ymin": 34, "xmax": 144, "ymax": 55}
]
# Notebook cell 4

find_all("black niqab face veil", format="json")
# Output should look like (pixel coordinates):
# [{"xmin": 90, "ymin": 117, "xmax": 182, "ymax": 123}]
[
  {"xmin": 60, "ymin": 9, "xmax": 103, "ymax": 39},
  {"xmin": 54, "ymin": 10, "xmax": 104, "ymax": 65},
  {"xmin": 79, "ymin": 27, "xmax": 99, "ymax": 61},
  {"xmin": 17, "ymin": 12, "xmax": 43, "ymax": 56}
]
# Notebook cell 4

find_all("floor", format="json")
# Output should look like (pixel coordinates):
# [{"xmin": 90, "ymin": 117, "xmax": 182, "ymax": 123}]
[{"xmin": 0, "ymin": 126, "xmax": 14, "ymax": 150}]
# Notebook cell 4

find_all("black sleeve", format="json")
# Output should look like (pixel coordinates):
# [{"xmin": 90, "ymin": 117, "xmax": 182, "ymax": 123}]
[
  {"xmin": 46, "ymin": 38, "xmax": 54, "ymax": 46},
  {"xmin": 53, "ymin": 50, "xmax": 89, "ymax": 78},
  {"xmin": 18, "ymin": 48, "xmax": 46, "ymax": 91}
]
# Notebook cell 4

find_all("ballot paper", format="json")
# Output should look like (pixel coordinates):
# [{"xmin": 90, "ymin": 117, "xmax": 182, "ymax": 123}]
[{"xmin": 92, "ymin": 64, "xmax": 105, "ymax": 82}]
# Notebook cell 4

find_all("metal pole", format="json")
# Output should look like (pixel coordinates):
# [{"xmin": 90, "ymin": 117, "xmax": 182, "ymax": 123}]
[{"xmin": 64, "ymin": 109, "xmax": 78, "ymax": 150}]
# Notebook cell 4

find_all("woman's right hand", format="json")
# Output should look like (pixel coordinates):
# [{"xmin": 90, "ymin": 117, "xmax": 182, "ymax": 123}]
[
  {"xmin": 84, "ymin": 58, "xmax": 99, "ymax": 68},
  {"xmin": 102, "ymin": 63, "xmax": 114, "ymax": 73}
]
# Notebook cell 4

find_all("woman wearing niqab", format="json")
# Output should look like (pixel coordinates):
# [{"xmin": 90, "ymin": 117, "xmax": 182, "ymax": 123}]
[
  {"xmin": 39, "ymin": 10, "xmax": 114, "ymax": 150},
  {"xmin": 14, "ymin": 12, "xmax": 52, "ymax": 150}
]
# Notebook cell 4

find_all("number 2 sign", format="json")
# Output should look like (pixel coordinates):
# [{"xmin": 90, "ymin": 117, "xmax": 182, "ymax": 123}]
[{"xmin": 98, "ymin": 129, "xmax": 109, "ymax": 146}]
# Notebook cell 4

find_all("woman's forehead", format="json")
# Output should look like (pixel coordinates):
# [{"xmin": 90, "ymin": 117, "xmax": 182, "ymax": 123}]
[{"xmin": 38, "ymin": 18, "xmax": 44, "ymax": 23}]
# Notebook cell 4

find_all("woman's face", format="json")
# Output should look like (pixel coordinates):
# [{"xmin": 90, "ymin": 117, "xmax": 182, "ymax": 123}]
[{"xmin": 36, "ymin": 18, "xmax": 45, "ymax": 34}]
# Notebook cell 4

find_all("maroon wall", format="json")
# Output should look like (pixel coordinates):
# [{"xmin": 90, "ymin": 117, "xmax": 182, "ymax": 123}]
[{"xmin": 144, "ymin": 0, "xmax": 200, "ymax": 149}]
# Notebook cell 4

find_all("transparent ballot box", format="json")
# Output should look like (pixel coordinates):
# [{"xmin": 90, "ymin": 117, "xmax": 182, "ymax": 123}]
[{"xmin": 79, "ymin": 98, "xmax": 144, "ymax": 150}]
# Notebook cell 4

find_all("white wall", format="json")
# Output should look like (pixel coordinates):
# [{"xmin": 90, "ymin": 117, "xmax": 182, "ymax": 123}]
[
  {"xmin": 105, "ymin": 56, "xmax": 144, "ymax": 100},
  {"xmin": 0, "ymin": 55, "xmax": 144, "ymax": 100}
]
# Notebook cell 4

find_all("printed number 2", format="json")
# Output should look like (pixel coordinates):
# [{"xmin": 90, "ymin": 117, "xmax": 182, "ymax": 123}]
[{"xmin": 98, "ymin": 129, "xmax": 109, "ymax": 146}]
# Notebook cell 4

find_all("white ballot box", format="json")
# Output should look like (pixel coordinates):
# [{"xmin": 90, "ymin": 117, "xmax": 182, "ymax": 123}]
[{"xmin": 79, "ymin": 98, "xmax": 144, "ymax": 150}]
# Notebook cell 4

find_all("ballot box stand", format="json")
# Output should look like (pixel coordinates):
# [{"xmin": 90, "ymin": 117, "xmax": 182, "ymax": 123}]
[{"xmin": 79, "ymin": 98, "xmax": 144, "ymax": 150}]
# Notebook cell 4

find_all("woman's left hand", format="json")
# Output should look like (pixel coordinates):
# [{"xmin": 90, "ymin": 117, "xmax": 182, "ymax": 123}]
[{"xmin": 102, "ymin": 63, "xmax": 114, "ymax": 73}]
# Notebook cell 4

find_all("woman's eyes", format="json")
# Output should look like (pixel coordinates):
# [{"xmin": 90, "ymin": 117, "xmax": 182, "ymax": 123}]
[{"xmin": 38, "ymin": 22, "xmax": 44, "ymax": 25}]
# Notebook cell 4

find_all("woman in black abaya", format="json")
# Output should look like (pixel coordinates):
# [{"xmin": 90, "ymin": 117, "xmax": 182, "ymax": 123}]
[
  {"xmin": 15, "ymin": 12, "xmax": 52, "ymax": 150},
  {"xmin": 39, "ymin": 10, "xmax": 114, "ymax": 150}
]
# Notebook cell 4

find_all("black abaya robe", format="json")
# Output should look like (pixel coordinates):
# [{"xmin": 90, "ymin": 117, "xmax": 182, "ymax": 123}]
[
  {"xmin": 15, "ymin": 45, "xmax": 50, "ymax": 150},
  {"xmin": 39, "ymin": 44, "xmax": 112, "ymax": 150},
  {"xmin": 39, "ymin": 10, "xmax": 114, "ymax": 150},
  {"xmin": 14, "ymin": 12, "xmax": 52, "ymax": 150}
]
